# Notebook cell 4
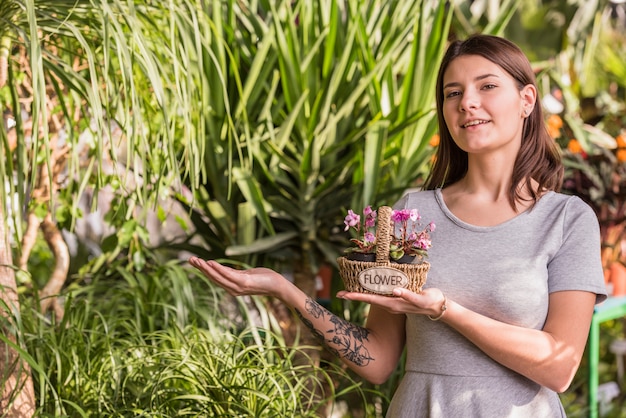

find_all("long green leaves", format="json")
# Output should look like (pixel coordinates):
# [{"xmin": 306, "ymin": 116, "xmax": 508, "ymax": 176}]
[
  {"xmin": 9, "ymin": 260, "xmax": 371, "ymax": 416},
  {"xmin": 2, "ymin": 0, "xmax": 519, "ymax": 273},
  {"xmin": 180, "ymin": 1, "xmax": 458, "ymax": 275}
]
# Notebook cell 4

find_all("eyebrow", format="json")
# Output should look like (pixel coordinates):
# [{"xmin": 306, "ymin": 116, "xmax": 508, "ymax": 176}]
[{"xmin": 443, "ymin": 73, "xmax": 501, "ymax": 90}]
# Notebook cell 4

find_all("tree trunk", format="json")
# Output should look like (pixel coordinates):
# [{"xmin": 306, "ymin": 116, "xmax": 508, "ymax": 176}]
[
  {"xmin": 0, "ymin": 207, "xmax": 35, "ymax": 416},
  {"xmin": 38, "ymin": 213, "xmax": 70, "ymax": 319}
]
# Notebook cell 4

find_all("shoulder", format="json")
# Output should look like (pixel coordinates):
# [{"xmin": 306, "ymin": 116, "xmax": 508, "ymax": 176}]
[
  {"xmin": 539, "ymin": 192, "xmax": 600, "ymax": 237},
  {"xmin": 392, "ymin": 189, "xmax": 438, "ymax": 210},
  {"xmin": 539, "ymin": 192, "xmax": 597, "ymax": 219}
]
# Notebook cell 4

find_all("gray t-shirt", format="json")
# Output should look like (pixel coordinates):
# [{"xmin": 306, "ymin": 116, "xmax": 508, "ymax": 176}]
[{"xmin": 386, "ymin": 189, "xmax": 607, "ymax": 418}]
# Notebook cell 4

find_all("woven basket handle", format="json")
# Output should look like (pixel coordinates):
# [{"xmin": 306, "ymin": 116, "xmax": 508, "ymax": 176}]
[{"xmin": 375, "ymin": 206, "xmax": 392, "ymax": 263}]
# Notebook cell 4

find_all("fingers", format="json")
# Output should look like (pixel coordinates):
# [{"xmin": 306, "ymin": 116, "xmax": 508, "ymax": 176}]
[
  {"xmin": 392, "ymin": 287, "xmax": 444, "ymax": 315},
  {"xmin": 337, "ymin": 287, "xmax": 443, "ymax": 317},
  {"xmin": 188, "ymin": 257, "xmax": 221, "ymax": 280},
  {"xmin": 392, "ymin": 287, "xmax": 421, "ymax": 301},
  {"xmin": 188, "ymin": 256, "xmax": 244, "ymax": 295},
  {"xmin": 188, "ymin": 257, "xmax": 281, "ymax": 297},
  {"xmin": 337, "ymin": 289, "xmax": 411, "ymax": 302},
  {"xmin": 336, "ymin": 290, "xmax": 393, "ymax": 302},
  {"xmin": 189, "ymin": 256, "xmax": 234, "ymax": 279},
  {"xmin": 337, "ymin": 290, "xmax": 408, "ymax": 314},
  {"xmin": 188, "ymin": 256, "xmax": 207, "ymax": 271}
]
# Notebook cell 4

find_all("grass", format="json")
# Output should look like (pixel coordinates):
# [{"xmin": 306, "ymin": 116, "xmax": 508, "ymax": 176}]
[{"xmin": 8, "ymin": 258, "xmax": 374, "ymax": 417}]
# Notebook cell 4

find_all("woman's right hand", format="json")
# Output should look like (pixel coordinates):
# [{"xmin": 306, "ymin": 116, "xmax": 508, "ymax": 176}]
[{"xmin": 188, "ymin": 257, "xmax": 289, "ymax": 299}]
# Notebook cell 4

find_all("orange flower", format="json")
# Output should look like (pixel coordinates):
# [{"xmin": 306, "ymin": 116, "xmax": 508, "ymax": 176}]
[
  {"xmin": 547, "ymin": 126, "xmax": 559, "ymax": 139},
  {"xmin": 617, "ymin": 149, "xmax": 626, "ymax": 163},
  {"xmin": 546, "ymin": 114, "xmax": 563, "ymax": 139},
  {"xmin": 567, "ymin": 139, "xmax": 584, "ymax": 154},
  {"xmin": 429, "ymin": 134, "xmax": 440, "ymax": 147},
  {"xmin": 547, "ymin": 114, "xmax": 563, "ymax": 129},
  {"xmin": 616, "ymin": 134, "xmax": 626, "ymax": 149}
]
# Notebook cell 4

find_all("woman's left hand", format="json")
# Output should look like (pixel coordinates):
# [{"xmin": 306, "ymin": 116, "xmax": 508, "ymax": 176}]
[{"xmin": 337, "ymin": 287, "xmax": 445, "ymax": 317}]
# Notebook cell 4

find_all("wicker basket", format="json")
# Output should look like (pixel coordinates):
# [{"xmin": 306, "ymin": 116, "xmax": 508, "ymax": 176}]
[{"xmin": 337, "ymin": 206, "xmax": 430, "ymax": 295}]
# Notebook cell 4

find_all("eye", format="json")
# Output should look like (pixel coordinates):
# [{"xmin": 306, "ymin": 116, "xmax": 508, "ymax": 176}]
[
  {"xmin": 444, "ymin": 90, "xmax": 461, "ymax": 99},
  {"xmin": 482, "ymin": 83, "xmax": 497, "ymax": 90}
]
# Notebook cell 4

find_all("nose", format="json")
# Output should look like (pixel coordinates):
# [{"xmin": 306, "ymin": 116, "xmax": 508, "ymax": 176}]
[{"xmin": 459, "ymin": 89, "xmax": 480, "ymax": 112}]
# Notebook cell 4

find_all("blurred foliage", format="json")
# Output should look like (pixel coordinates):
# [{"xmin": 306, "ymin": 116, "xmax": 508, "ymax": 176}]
[
  {"xmin": 8, "ymin": 251, "xmax": 375, "ymax": 417},
  {"xmin": 4, "ymin": 0, "xmax": 626, "ymax": 416},
  {"xmin": 533, "ymin": 3, "xmax": 626, "ymax": 272},
  {"xmin": 173, "ymin": 0, "xmax": 458, "ymax": 299}
]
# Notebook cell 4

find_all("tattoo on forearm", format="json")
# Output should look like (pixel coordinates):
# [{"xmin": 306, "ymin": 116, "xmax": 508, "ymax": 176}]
[{"xmin": 295, "ymin": 297, "xmax": 374, "ymax": 367}]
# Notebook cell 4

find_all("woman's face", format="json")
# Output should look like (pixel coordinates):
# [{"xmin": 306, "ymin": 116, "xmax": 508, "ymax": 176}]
[{"xmin": 441, "ymin": 54, "xmax": 535, "ymax": 159}]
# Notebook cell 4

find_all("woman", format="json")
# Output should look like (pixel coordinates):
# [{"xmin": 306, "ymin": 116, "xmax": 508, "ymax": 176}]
[{"xmin": 189, "ymin": 34, "xmax": 607, "ymax": 417}]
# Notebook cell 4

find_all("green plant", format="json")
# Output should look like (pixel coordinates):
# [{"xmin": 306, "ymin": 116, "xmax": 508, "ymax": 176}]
[
  {"xmin": 534, "ymin": 6, "xmax": 626, "ymax": 272},
  {"xmin": 559, "ymin": 132, "xmax": 626, "ymax": 274},
  {"xmin": 5, "ymin": 253, "xmax": 377, "ymax": 417},
  {"xmin": 342, "ymin": 206, "xmax": 378, "ymax": 255},
  {"xmin": 177, "ymin": 0, "xmax": 454, "ymax": 292}
]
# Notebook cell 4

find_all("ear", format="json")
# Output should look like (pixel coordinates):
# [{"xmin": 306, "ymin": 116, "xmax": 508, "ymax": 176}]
[{"xmin": 520, "ymin": 84, "xmax": 537, "ymax": 117}]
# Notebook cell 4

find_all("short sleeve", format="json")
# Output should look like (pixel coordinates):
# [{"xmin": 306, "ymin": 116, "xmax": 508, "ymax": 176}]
[{"xmin": 547, "ymin": 196, "xmax": 608, "ymax": 304}]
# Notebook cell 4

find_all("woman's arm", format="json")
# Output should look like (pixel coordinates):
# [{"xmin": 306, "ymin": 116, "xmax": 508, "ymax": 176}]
[
  {"xmin": 340, "ymin": 287, "xmax": 596, "ymax": 392},
  {"xmin": 189, "ymin": 257, "xmax": 407, "ymax": 384},
  {"xmin": 443, "ymin": 290, "xmax": 595, "ymax": 392}
]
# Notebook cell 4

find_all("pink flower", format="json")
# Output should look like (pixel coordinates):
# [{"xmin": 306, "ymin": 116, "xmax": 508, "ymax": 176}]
[
  {"xmin": 344, "ymin": 205, "xmax": 435, "ymax": 261},
  {"xmin": 391, "ymin": 209, "xmax": 409, "ymax": 223},
  {"xmin": 364, "ymin": 206, "xmax": 377, "ymax": 228},
  {"xmin": 413, "ymin": 231, "xmax": 432, "ymax": 250},
  {"xmin": 344, "ymin": 210, "xmax": 360, "ymax": 231}
]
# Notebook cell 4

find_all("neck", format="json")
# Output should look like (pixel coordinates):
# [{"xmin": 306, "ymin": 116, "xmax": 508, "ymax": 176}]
[{"xmin": 459, "ymin": 170, "xmax": 513, "ymax": 203}]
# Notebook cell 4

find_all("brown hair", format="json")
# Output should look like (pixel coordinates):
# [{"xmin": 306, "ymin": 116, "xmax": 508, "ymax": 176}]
[{"xmin": 424, "ymin": 34, "xmax": 563, "ymax": 209}]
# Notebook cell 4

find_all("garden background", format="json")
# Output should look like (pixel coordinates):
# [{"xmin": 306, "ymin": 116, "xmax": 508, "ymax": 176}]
[{"xmin": 0, "ymin": 0, "xmax": 625, "ymax": 417}]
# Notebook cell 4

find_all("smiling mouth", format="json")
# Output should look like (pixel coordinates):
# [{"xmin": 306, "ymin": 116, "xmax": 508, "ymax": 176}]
[{"xmin": 462, "ymin": 120, "xmax": 490, "ymax": 128}]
